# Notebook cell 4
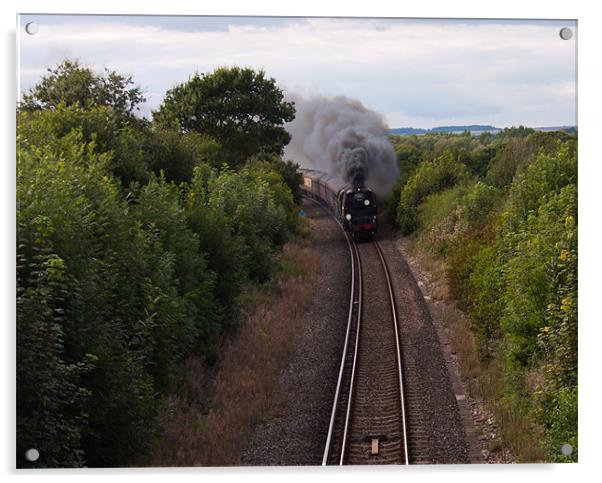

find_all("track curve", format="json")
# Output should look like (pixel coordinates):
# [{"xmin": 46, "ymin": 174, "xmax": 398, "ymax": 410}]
[{"xmin": 323, "ymin": 237, "xmax": 409, "ymax": 465}]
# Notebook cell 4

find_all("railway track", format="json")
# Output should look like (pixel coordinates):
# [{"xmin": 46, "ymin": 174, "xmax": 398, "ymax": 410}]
[{"xmin": 323, "ymin": 235, "xmax": 410, "ymax": 465}]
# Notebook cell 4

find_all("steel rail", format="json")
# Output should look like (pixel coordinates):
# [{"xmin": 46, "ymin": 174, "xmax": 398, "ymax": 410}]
[
  {"xmin": 304, "ymin": 195, "xmax": 409, "ymax": 465},
  {"xmin": 338, "ymin": 240, "xmax": 362, "ymax": 465},
  {"xmin": 302, "ymin": 195, "xmax": 359, "ymax": 466},
  {"xmin": 321, "ymin": 229, "xmax": 357, "ymax": 465},
  {"xmin": 374, "ymin": 241, "xmax": 410, "ymax": 465}
]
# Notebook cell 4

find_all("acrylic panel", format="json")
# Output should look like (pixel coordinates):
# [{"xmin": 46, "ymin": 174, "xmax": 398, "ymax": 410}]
[{"xmin": 16, "ymin": 14, "xmax": 577, "ymax": 468}]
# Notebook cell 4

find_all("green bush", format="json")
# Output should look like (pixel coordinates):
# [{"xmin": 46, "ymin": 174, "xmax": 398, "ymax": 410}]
[
  {"xmin": 207, "ymin": 166, "xmax": 287, "ymax": 282},
  {"xmin": 243, "ymin": 160, "xmax": 300, "ymax": 234},
  {"xmin": 17, "ymin": 101, "xmax": 300, "ymax": 466},
  {"xmin": 16, "ymin": 252, "xmax": 93, "ymax": 468},
  {"xmin": 17, "ymin": 105, "xmax": 150, "ymax": 187},
  {"xmin": 455, "ymin": 181, "xmax": 501, "ymax": 232},
  {"xmin": 464, "ymin": 244, "xmax": 504, "ymax": 354},
  {"xmin": 17, "ymin": 129, "xmax": 159, "ymax": 466},
  {"xmin": 486, "ymin": 132, "xmax": 576, "ymax": 188},
  {"xmin": 246, "ymin": 154, "xmax": 303, "ymax": 204},
  {"xmin": 535, "ymin": 386, "xmax": 577, "ymax": 462},
  {"xmin": 144, "ymin": 129, "xmax": 224, "ymax": 183},
  {"xmin": 391, "ymin": 131, "xmax": 578, "ymax": 461},
  {"xmin": 415, "ymin": 185, "xmax": 466, "ymax": 255},
  {"xmin": 396, "ymin": 152, "xmax": 470, "ymax": 234},
  {"xmin": 129, "ymin": 175, "xmax": 217, "ymax": 391}
]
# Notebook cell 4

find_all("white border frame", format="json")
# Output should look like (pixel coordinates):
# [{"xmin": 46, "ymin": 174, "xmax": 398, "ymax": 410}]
[{"xmin": 2, "ymin": 1, "xmax": 598, "ymax": 482}]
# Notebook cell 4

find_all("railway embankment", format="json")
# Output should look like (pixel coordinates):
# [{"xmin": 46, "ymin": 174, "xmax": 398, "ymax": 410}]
[
  {"xmin": 242, "ymin": 199, "xmax": 351, "ymax": 465},
  {"xmin": 150, "ymin": 231, "xmax": 322, "ymax": 466},
  {"xmin": 243, "ymin": 199, "xmax": 473, "ymax": 465},
  {"xmin": 394, "ymin": 237, "xmax": 515, "ymax": 464}
]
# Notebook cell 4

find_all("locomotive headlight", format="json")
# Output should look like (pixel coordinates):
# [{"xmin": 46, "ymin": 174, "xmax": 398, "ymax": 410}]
[
  {"xmin": 345, "ymin": 214, "xmax": 352, "ymax": 221},
  {"xmin": 364, "ymin": 199, "xmax": 370, "ymax": 206}
]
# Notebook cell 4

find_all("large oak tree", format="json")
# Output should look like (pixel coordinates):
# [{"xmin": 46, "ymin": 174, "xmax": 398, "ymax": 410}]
[{"xmin": 153, "ymin": 67, "xmax": 296, "ymax": 166}]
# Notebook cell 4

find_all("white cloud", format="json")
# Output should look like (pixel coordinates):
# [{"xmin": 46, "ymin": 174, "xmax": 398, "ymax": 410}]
[{"xmin": 17, "ymin": 16, "xmax": 577, "ymax": 127}]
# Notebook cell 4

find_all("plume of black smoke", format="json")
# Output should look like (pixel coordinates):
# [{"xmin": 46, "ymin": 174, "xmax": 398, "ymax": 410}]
[{"xmin": 284, "ymin": 93, "xmax": 399, "ymax": 195}]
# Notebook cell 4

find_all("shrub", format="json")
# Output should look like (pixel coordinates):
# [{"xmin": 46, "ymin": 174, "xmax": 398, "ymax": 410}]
[
  {"xmin": 17, "ymin": 105, "xmax": 150, "ymax": 187},
  {"xmin": 243, "ymin": 160, "xmax": 299, "ymax": 235},
  {"xmin": 16, "ymin": 252, "xmax": 93, "ymax": 468},
  {"xmin": 207, "ymin": 167, "xmax": 287, "ymax": 282},
  {"xmin": 144, "ymin": 129, "xmax": 224, "ymax": 183},
  {"xmin": 396, "ymin": 152, "xmax": 470, "ymax": 234},
  {"xmin": 455, "ymin": 181, "xmax": 501, "ymax": 233},
  {"xmin": 17, "ymin": 65, "xmax": 302, "ymax": 468},
  {"xmin": 392, "ymin": 131, "xmax": 578, "ymax": 461},
  {"xmin": 464, "ymin": 244, "xmax": 504, "ymax": 354},
  {"xmin": 129, "ymin": 175, "xmax": 217, "ymax": 392},
  {"xmin": 17, "ymin": 129, "xmax": 159, "ymax": 466},
  {"xmin": 415, "ymin": 185, "xmax": 466, "ymax": 255}
]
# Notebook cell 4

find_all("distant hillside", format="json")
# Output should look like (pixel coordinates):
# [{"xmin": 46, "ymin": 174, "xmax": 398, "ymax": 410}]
[
  {"xmin": 390, "ymin": 125, "xmax": 577, "ymax": 136},
  {"xmin": 389, "ymin": 127, "xmax": 428, "ymax": 135},
  {"xmin": 534, "ymin": 126, "xmax": 578, "ymax": 134},
  {"xmin": 431, "ymin": 124, "xmax": 498, "ymax": 133},
  {"xmin": 389, "ymin": 125, "xmax": 498, "ymax": 135}
]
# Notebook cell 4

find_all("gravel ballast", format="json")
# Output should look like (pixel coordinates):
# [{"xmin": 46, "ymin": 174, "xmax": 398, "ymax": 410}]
[
  {"xmin": 241, "ymin": 199, "xmax": 351, "ymax": 465},
  {"xmin": 242, "ymin": 201, "xmax": 470, "ymax": 465}
]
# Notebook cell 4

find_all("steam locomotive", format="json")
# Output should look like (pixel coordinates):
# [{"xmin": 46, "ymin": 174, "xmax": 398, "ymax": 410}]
[{"xmin": 300, "ymin": 168, "xmax": 377, "ymax": 240}]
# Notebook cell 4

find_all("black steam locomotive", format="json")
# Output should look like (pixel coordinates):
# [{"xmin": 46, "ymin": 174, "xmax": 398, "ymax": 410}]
[{"xmin": 300, "ymin": 169, "xmax": 377, "ymax": 239}]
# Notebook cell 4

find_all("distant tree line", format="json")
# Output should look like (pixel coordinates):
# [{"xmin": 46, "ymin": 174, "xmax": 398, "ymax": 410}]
[{"xmin": 17, "ymin": 60, "xmax": 301, "ymax": 467}]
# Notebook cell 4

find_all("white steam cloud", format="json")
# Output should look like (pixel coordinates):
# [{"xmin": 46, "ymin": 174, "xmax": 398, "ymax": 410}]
[{"xmin": 284, "ymin": 93, "xmax": 399, "ymax": 195}]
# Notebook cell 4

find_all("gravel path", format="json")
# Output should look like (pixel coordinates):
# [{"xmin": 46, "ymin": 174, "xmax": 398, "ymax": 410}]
[
  {"xmin": 377, "ymin": 236, "xmax": 469, "ymax": 463},
  {"xmin": 241, "ymin": 199, "xmax": 350, "ymax": 465},
  {"xmin": 242, "ymin": 202, "xmax": 470, "ymax": 465}
]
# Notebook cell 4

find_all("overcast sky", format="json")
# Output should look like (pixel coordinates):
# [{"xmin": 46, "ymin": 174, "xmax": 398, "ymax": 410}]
[{"xmin": 17, "ymin": 14, "xmax": 577, "ymax": 128}]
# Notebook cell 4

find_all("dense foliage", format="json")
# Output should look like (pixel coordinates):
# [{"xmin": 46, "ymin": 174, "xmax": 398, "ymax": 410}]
[
  {"xmin": 17, "ymin": 62, "xmax": 300, "ymax": 467},
  {"xmin": 20, "ymin": 59, "xmax": 146, "ymax": 120},
  {"xmin": 393, "ymin": 129, "xmax": 577, "ymax": 461},
  {"xmin": 153, "ymin": 67, "xmax": 296, "ymax": 166}
]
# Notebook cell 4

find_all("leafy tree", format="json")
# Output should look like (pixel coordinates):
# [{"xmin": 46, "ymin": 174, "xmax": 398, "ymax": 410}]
[
  {"xmin": 497, "ymin": 125, "xmax": 535, "ymax": 140},
  {"xmin": 467, "ymin": 146, "xmax": 497, "ymax": 177},
  {"xmin": 486, "ymin": 132, "xmax": 576, "ymax": 188},
  {"xmin": 153, "ymin": 67, "xmax": 296, "ymax": 165},
  {"xmin": 17, "ymin": 63, "xmax": 303, "ymax": 468},
  {"xmin": 16, "ymin": 252, "xmax": 94, "ymax": 468},
  {"xmin": 18, "ymin": 104, "xmax": 150, "ymax": 187},
  {"xmin": 455, "ymin": 181, "xmax": 501, "ymax": 231},
  {"xmin": 396, "ymin": 152, "xmax": 470, "ymax": 234},
  {"xmin": 499, "ymin": 142, "xmax": 577, "ymax": 240},
  {"xmin": 499, "ymin": 144, "xmax": 577, "ymax": 367},
  {"xmin": 20, "ymin": 59, "xmax": 145, "ymax": 120},
  {"xmin": 245, "ymin": 154, "xmax": 303, "ymax": 204},
  {"xmin": 243, "ymin": 160, "xmax": 299, "ymax": 235},
  {"xmin": 144, "ymin": 129, "xmax": 224, "ymax": 183},
  {"xmin": 206, "ymin": 166, "xmax": 287, "ymax": 282},
  {"xmin": 185, "ymin": 166, "xmax": 247, "ymax": 331},
  {"xmin": 391, "ymin": 129, "xmax": 578, "ymax": 461},
  {"xmin": 17, "ymin": 127, "xmax": 158, "ymax": 466}
]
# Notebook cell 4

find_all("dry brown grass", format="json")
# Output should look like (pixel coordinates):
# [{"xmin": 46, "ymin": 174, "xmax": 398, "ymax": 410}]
[
  {"xmin": 439, "ymin": 304, "xmax": 481, "ymax": 382},
  {"xmin": 149, "ymin": 240, "xmax": 320, "ymax": 466},
  {"xmin": 471, "ymin": 359, "xmax": 545, "ymax": 462}
]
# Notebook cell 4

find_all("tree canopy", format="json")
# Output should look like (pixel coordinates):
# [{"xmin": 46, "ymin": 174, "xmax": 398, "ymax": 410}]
[
  {"xmin": 153, "ymin": 66, "xmax": 296, "ymax": 166},
  {"xmin": 20, "ymin": 59, "xmax": 146, "ymax": 119},
  {"xmin": 17, "ymin": 60, "xmax": 304, "ymax": 467}
]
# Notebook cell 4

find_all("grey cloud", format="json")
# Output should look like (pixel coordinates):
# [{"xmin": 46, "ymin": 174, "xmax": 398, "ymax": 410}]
[{"xmin": 17, "ymin": 15, "xmax": 577, "ymax": 128}]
